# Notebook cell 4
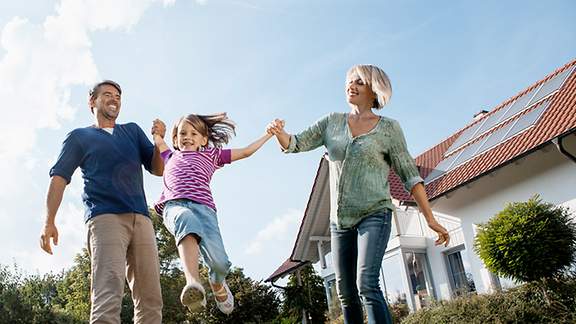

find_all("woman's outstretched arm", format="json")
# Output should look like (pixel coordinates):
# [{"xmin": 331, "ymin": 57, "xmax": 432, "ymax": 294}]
[{"xmin": 266, "ymin": 119, "xmax": 290, "ymax": 149}]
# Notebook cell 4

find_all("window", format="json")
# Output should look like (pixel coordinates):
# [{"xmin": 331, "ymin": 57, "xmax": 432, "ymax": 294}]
[
  {"xmin": 404, "ymin": 251, "xmax": 435, "ymax": 310},
  {"xmin": 382, "ymin": 252, "xmax": 408, "ymax": 307},
  {"xmin": 445, "ymin": 247, "xmax": 476, "ymax": 296}
]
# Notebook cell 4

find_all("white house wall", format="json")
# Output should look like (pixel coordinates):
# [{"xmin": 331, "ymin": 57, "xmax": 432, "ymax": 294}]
[{"xmin": 429, "ymin": 138, "xmax": 576, "ymax": 295}]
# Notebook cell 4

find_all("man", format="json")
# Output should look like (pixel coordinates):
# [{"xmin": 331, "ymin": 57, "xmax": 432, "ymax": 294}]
[{"xmin": 40, "ymin": 80, "xmax": 165, "ymax": 323}]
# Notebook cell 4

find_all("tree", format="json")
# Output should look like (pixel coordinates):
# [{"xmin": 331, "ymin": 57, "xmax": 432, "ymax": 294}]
[
  {"xmin": 0, "ymin": 208, "xmax": 282, "ymax": 323},
  {"xmin": 474, "ymin": 195, "xmax": 576, "ymax": 282},
  {"xmin": 150, "ymin": 208, "xmax": 179, "ymax": 271},
  {"xmin": 279, "ymin": 264, "xmax": 328, "ymax": 323},
  {"xmin": 0, "ymin": 265, "xmax": 34, "ymax": 324},
  {"xmin": 57, "ymin": 250, "xmax": 91, "ymax": 322},
  {"xmin": 0, "ymin": 264, "xmax": 79, "ymax": 323},
  {"xmin": 19, "ymin": 271, "xmax": 72, "ymax": 323}
]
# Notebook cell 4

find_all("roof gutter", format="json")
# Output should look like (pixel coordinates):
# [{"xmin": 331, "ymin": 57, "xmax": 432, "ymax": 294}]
[
  {"xmin": 552, "ymin": 132, "xmax": 576, "ymax": 164},
  {"xmin": 270, "ymin": 281, "xmax": 288, "ymax": 290},
  {"xmin": 265, "ymin": 260, "xmax": 309, "ymax": 286}
]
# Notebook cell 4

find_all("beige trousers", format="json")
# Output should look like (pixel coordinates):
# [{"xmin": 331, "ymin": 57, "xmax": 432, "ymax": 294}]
[{"xmin": 87, "ymin": 213, "xmax": 162, "ymax": 324}]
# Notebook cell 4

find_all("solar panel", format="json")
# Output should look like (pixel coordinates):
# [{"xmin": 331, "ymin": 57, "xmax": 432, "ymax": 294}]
[
  {"xmin": 441, "ymin": 65, "xmax": 574, "ymax": 160},
  {"xmin": 503, "ymin": 100, "xmax": 550, "ymax": 141},
  {"xmin": 527, "ymin": 66, "xmax": 575, "ymax": 106},
  {"xmin": 475, "ymin": 122, "xmax": 514, "ymax": 156},
  {"xmin": 424, "ymin": 151, "xmax": 461, "ymax": 183},
  {"xmin": 449, "ymin": 138, "xmax": 485, "ymax": 169},
  {"xmin": 433, "ymin": 66, "xmax": 571, "ymax": 182},
  {"xmin": 430, "ymin": 98, "xmax": 553, "ymax": 183},
  {"xmin": 444, "ymin": 121, "xmax": 484, "ymax": 155},
  {"xmin": 473, "ymin": 101, "xmax": 513, "ymax": 137},
  {"xmin": 423, "ymin": 169, "xmax": 443, "ymax": 184},
  {"xmin": 499, "ymin": 87, "xmax": 538, "ymax": 122}
]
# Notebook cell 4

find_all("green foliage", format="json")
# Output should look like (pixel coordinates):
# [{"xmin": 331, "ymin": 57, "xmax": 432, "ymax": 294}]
[
  {"xmin": 327, "ymin": 288, "xmax": 342, "ymax": 322},
  {"xmin": 279, "ymin": 264, "xmax": 328, "ymax": 323},
  {"xmin": 0, "ymin": 265, "xmax": 33, "ymax": 323},
  {"xmin": 0, "ymin": 264, "xmax": 79, "ymax": 323},
  {"xmin": 474, "ymin": 195, "xmax": 576, "ymax": 282},
  {"xmin": 1, "ymin": 208, "xmax": 282, "ymax": 322},
  {"xmin": 402, "ymin": 274, "xmax": 576, "ymax": 324},
  {"xmin": 150, "ymin": 209, "xmax": 179, "ymax": 271},
  {"xmin": 158, "ymin": 266, "xmax": 189, "ymax": 323},
  {"xmin": 57, "ymin": 250, "xmax": 91, "ymax": 322},
  {"xmin": 390, "ymin": 301, "xmax": 410, "ymax": 323},
  {"xmin": 20, "ymin": 272, "xmax": 67, "ymax": 323}
]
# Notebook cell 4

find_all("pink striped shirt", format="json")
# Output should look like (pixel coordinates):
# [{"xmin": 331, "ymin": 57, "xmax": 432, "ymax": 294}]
[{"xmin": 154, "ymin": 147, "xmax": 231, "ymax": 215}]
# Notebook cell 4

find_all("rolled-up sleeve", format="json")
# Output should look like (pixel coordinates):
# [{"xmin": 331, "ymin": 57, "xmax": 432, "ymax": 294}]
[
  {"xmin": 284, "ymin": 114, "xmax": 331, "ymax": 154},
  {"xmin": 388, "ymin": 120, "xmax": 423, "ymax": 193}
]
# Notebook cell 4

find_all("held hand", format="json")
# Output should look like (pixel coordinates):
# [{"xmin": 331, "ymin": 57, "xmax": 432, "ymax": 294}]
[
  {"xmin": 40, "ymin": 223, "xmax": 59, "ymax": 255},
  {"xmin": 266, "ymin": 119, "xmax": 285, "ymax": 135},
  {"xmin": 151, "ymin": 119, "xmax": 166, "ymax": 138},
  {"xmin": 428, "ymin": 220, "xmax": 450, "ymax": 247}
]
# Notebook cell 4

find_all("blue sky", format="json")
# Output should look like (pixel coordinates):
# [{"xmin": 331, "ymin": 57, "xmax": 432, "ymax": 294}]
[{"xmin": 0, "ymin": 0, "xmax": 574, "ymax": 282}]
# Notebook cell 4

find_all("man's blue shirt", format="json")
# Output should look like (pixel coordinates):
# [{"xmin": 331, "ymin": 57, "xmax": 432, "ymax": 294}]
[{"xmin": 50, "ymin": 123, "xmax": 154, "ymax": 222}]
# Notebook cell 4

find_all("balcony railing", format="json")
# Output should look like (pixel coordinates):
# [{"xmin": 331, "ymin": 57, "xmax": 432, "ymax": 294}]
[
  {"xmin": 392, "ymin": 209, "xmax": 426, "ymax": 237},
  {"xmin": 392, "ymin": 209, "xmax": 463, "ymax": 247}
]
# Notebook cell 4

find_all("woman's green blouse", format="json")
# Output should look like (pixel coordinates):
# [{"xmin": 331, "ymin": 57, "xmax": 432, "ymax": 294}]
[{"xmin": 285, "ymin": 112, "xmax": 423, "ymax": 229}]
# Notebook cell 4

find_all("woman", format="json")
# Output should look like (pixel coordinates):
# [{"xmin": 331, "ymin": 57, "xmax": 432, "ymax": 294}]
[{"xmin": 267, "ymin": 64, "xmax": 450, "ymax": 324}]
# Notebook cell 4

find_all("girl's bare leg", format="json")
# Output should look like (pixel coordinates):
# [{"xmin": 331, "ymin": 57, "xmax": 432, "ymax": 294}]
[{"xmin": 178, "ymin": 234, "xmax": 200, "ymax": 284}]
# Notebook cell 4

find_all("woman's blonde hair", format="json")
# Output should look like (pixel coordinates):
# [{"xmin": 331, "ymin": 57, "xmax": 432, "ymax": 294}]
[
  {"xmin": 346, "ymin": 64, "xmax": 392, "ymax": 109},
  {"xmin": 172, "ymin": 113, "xmax": 236, "ymax": 150}
]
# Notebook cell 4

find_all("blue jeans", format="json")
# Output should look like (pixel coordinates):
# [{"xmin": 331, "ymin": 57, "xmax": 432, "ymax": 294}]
[
  {"xmin": 330, "ymin": 211, "xmax": 393, "ymax": 324},
  {"xmin": 163, "ymin": 199, "xmax": 231, "ymax": 283}
]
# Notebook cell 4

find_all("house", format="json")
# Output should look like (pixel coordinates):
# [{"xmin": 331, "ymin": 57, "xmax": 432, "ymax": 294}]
[{"xmin": 265, "ymin": 59, "xmax": 576, "ymax": 314}]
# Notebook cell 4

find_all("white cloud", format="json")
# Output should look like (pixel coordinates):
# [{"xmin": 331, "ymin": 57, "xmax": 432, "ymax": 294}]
[
  {"xmin": 0, "ymin": 0, "xmax": 177, "ymax": 159},
  {"xmin": 2, "ymin": 201, "xmax": 85, "ymax": 275},
  {"xmin": 0, "ymin": 0, "xmax": 178, "ymax": 274},
  {"xmin": 245, "ymin": 209, "xmax": 301, "ymax": 255},
  {"xmin": 33, "ymin": 202, "xmax": 86, "ymax": 273}
]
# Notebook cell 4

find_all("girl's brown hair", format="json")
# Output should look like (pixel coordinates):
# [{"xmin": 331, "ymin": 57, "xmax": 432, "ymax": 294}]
[{"xmin": 172, "ymin": 113, "xmax": 236, "ymax": 150}]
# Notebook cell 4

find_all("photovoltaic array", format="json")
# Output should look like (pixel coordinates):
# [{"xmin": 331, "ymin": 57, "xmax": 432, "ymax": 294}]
[{"xmin": 424, "ymin": 66, "xmax": 575, "ymax": 184}]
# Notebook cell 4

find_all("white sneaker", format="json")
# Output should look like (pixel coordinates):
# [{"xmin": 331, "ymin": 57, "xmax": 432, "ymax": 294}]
[
  {"xmin": 180, "ymin": 281, "xmax": 206, "ymax": 313},
  {"xmin": 213, "ymin": 280, "xmax": 234, "ymax": 314}
]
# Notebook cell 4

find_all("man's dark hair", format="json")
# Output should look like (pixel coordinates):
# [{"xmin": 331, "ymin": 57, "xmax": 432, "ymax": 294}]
[{"xmin": 89, "ymin": 80, "xmax": 122, "ymax": 100}]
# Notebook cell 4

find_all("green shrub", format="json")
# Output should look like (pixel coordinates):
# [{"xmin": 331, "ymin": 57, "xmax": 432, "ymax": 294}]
[
  {"xmin": 401, "ymin": 275, "xmax": 576, "ymax": 324},
  {"xmin": 390, "ymin": 301, "xmax": 410, "ymax": 323},
  {"xmin": 474, "ymin": 195, "xmax": 576, "ymax": 282}
]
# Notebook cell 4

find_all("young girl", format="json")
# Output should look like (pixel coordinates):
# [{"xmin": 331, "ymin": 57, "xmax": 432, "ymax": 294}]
[{"xmin": 151, "ymin": 113, "xmax": 272, "ymax": 314}]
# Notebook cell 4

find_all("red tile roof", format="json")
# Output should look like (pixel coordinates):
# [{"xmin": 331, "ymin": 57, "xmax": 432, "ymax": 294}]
[{"xmin": 390, "ymin": 58, "xmax": 576, "ymax": 202}]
